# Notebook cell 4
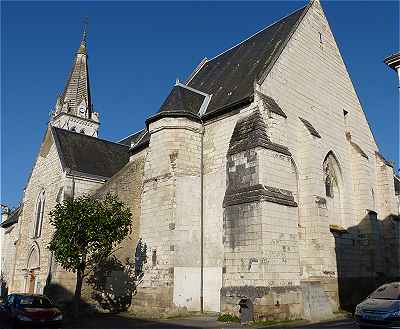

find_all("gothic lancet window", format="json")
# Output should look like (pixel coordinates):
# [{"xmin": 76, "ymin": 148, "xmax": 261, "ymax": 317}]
[
  {"xmin": 324, "ymin": 163, "xmax": 334, "ymax": 198},
  {"xmin": 325, "ymin": 175, "xmax": 333, "ymax": 198},
  {"xmin": 322, "ymin": 152, "xmax": 344, "ymax": 226},
  {"xmin": 34, "ymin": 190, "xmax": 45, "ymax": 238}
]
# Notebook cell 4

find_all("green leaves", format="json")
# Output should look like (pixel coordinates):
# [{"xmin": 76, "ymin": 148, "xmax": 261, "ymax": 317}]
[{"xmin": 48, "ymin": 193, "xmax": 132, "ymax": 276}]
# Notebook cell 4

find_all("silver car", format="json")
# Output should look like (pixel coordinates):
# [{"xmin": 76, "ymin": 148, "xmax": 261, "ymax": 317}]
[{"xmin": 355, "ymin": 282, "xmax": 400, "ymax": 328}]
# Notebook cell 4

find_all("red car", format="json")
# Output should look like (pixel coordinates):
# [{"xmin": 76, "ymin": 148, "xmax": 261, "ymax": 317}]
[{"xmin": 2, "ymin": 293, "xmax": 63, "ymax": 328}]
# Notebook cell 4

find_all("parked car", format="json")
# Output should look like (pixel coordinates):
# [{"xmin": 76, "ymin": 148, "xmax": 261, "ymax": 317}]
[
  {"xmin": 355, "ymin": 282, "xmax": 400, "ymax": 328},
  {"xmin": 2, "ymin": 293, "xmax": 63, "ymax": 328}
]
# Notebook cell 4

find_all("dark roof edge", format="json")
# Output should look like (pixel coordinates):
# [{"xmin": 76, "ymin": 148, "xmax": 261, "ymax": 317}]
[
  {"xmin": 1, "ymin": 217, "xmax": 18, "ymax": 228},
  {"xmin": 66, "ymin": 169, "xmax": 110, "ymax": 181},
  {"xmin": 145, "ymin": 111, "xmax": 202, "ymax": 129},
  {"xmin": 257, "ymin": 3, "xmax": 311, "ymax": 85},
  {"xmin": 202, "ymin": 95, "xmax": 254, "ymax": 121},
  {"xmin": 50, "ymin": 126, "xmax": 67, "ymax": 172},
  {"xmin": 130, "ymin": 140, "xmax": 149, "ymax": 154}
]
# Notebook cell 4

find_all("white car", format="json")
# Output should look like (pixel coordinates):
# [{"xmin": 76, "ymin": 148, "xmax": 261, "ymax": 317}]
[{"xmin": 355, "ymin": 282, "xmax": 400, "ymax": 329}]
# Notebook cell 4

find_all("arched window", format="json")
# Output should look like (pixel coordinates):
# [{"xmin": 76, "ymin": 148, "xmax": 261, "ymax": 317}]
[
  {"xmin": 70, "ymin": 127, "xmax": 76, "ymax": 132},
  {"xmin": 323, "ymin": 152, "xmax": 344, "ymax": 225},
  {"xmin": 325, "ymin": 170, "xmax": 334, "ymax": 198},
  {"xmin": 34, "ymin": 191, "xmax": 45, "ymax": 238},
  {"xmin": 80, "ymin": 129, "xmax": 85, "ymax": 134}
]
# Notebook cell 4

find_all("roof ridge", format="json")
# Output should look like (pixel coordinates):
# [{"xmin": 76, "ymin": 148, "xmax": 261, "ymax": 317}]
[
  {"xmin": 207, "ymin": 4, "xmax": 308, "ymax": 63},
  {"xmin": 117, "ymin": 128, "xmax": 146, "ymax": 143}
]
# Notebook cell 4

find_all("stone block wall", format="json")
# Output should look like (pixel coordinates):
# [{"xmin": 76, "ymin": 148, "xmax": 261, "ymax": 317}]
[
  {"xmin": 257, "ymin": 0, "xmax": 397, "ymax": 315},
  {"xmin": 12, "ymin": 129, "xmax": 65, "ymax": 294},
  {"xmin": 1, "ymin": 218, "xmax": 21, "ymax": 292},
  {"xmin": 134, "ymin": 117, "xmax": 204, "ymax": 314},
  {"xmin": 95, "ymin": 152, "xmax": 146, "ymax": 263},
  {"xmin": 11, "ymin": 128, "xmax": 106, "ymax": 303}
]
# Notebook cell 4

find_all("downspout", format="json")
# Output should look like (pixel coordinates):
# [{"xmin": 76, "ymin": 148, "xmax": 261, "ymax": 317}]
[
  {"xmin": 176, "ymin": 81, "xmax": 211, "ymax": 313},
  {"xmin": 200, "ymin": 118, "xmax": 204, "ymax": 314},
  {"xmin": 72, "ymin": 172, "xmax": 76, "ymax": 200}
]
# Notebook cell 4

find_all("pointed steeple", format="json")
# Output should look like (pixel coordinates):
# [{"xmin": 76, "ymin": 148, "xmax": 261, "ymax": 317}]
[
  {"xmin": 52, "ymin": 20, "xmax": 100, "ymax": 138},
  {"xmin": 60, "ymin": 23, "xmax": 92, "ymax": 117}
]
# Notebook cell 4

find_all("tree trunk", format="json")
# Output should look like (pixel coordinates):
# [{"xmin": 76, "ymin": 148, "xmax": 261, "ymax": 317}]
[{"xmin": 73, "ymin": 268, "xmax": 83, "ymax": 318}]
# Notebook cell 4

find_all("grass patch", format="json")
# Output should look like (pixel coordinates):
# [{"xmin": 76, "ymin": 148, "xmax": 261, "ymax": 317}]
[
  {"xmin": 251, "ymin": 319, "xmax": 298, "ymax": 327},
  {"xmin": 217, "ymin": 313, "xmax": 240, "ymax": 322}
]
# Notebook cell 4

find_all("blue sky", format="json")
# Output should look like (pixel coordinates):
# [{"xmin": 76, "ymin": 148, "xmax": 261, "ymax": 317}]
[{"xmin": 1, "ymin": 1, "xmax": 399, "ymax": 208}]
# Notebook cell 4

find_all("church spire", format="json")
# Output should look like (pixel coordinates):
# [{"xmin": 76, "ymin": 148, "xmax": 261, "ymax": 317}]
[
  {"xmin": 77, "ymin": 17, "xmax": 88, "ymax": 55},
  {"xmin": 52, "ymin": 19, "xmax": 100, "ymax": 137}
]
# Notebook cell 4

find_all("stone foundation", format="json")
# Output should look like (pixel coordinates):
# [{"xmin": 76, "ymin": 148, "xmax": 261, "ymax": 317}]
[{"xmin": 221, "ymin": 286, "xmax": 303, "ymax": 321}]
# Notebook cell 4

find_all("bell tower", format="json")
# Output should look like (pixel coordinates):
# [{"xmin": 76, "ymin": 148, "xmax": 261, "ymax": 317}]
[{"xmin": 51, "ymin": 21, "xmax": 100, "ymax": 137}]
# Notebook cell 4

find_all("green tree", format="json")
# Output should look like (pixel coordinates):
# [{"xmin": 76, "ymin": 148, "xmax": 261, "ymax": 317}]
[{"xmin": 48, "ymin": 194, "xmax": 132, "ymax": 316}]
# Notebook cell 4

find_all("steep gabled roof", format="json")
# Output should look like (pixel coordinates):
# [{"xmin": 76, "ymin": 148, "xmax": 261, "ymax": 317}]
[
  {"xmin": 52, "ymin": 127, "xmax": 129, "ymax": 178},
  {"xmin": 160, "ymin": 85, "xmax": 206, "ymax": 115},
  {"xmin": 187, "ymin": 5, "xmax": 309, "ymax": 115}
]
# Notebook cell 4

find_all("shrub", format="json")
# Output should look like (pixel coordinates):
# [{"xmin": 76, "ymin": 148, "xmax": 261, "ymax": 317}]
[{"xmin": 217, "ymin": 313, "xmax": 240, "ymax": 322}]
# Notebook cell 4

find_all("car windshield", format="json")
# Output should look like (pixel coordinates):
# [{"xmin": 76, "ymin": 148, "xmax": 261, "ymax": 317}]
[
  {"xmin": 370, "ymin": 284, "xmax": 400, "ymax": 300},
  {"xmin": 16, "ymin": 296, "xmax": 53, "ymax": 308}
]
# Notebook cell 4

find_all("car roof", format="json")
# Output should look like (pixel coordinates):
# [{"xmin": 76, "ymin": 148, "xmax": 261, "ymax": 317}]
[
  {"xmin": 381, "ymin": 282, "xmax": 400, "ymax": 287},
  {"xmin": 10, "ymin": 293, "xmax": 49, "ymax": 298}
]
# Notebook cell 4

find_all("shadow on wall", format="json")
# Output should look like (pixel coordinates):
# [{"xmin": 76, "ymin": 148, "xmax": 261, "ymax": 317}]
[
  {"xmin": 43, "ymin": 280, "xmax": 92, "ymax": 317},
  {"xmin": 43, "ymin": 240, "xmax": 147, "ymax": 314},
  {"xmin": 43, "ymin": 258, "xmax": 138, "ymax": 314},
  {"xmin": 86, "ymin": 256, "xmax": 137, "ymax": 313},
  {"xmin": 333, "ymin": 212, "xmax": 400, "ymax": 312}
]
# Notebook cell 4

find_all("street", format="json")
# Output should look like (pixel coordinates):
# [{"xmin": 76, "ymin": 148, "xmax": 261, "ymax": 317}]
[
  {"xmin": 0, "ymin": 313, "xmax": 359, "ymax": 329},
  {"xmin": 62, "ymin": 314, "xmax": 358, "ymax": 329}
]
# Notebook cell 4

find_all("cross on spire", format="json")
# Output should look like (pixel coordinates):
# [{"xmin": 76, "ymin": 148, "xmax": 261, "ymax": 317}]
[{"xmin": 81, "ymin": 17, "xmax": 89, "ymax": 45}]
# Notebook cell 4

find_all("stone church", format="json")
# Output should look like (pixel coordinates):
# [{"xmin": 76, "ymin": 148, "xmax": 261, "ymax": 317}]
[{"xmin": 2, "ymin": 0, "xmax": 399, "ymax": 321}]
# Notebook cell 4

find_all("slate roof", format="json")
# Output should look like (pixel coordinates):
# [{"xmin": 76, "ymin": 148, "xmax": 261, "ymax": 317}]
[
  {"xmin": 159, "ymin": 85, "xmax": 206, "ymax": 115},
  {"xmin": 1, "ymin": 206, "xmax": 22, "ymax": 228},
  {"xmin": 187, "ymin": 5, "xmax": 308, "ymax": 115},
  {"xmin": 299, "ymin": 117, "xmax": 321, "ymax": 138},
  {"xmin": 60, "ymin": 39, "xmax": 92, "ymax": 117},
  {"xmin": 52, "ymin": 127, "xmax": 130, "ymax": 178}
]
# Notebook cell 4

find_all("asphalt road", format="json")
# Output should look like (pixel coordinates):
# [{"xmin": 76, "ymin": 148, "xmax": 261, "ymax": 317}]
[
  {"xmin": 63, "ymin": 315, "xmax": 359, "ymax": 329},
  {"xmin": 0, "ymin": 315, "xmax": 359, "ymax": 329}
]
